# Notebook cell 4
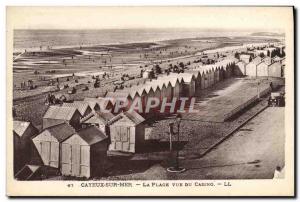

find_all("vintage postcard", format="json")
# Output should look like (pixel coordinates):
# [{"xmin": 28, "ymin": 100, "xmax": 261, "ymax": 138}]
[{"xmin": 6, "ymin": 6, "xmax": 294, "ymax": 196}]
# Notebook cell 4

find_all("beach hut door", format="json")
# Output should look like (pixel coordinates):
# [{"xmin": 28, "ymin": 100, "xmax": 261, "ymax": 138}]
[
  {"xmin": 71, "ymin": 145, "xmax": 80, "ymax": 176},
  {"xmin": 40, "ymin": 141, "xmax": 51, "ymax": 166},
  {"xmin": 61, "ymin": 143, "xmax": 72, "ymax": 176}
]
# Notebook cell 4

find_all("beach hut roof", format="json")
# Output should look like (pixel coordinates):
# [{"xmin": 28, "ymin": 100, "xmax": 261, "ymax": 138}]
[
  {"xmin": 84, "ymin": 97, "xmax": 111, "ymax": 109},
  {"xmin": 124, "ymin": 111, "xmax": 145, "ymax": 125},
  {"xmin": 268, "ymin": 61, "xmax": 281, "ymax": 67},
  {"xmin": 42, "ymin": 122, "xmax": 75, "ymax": 142},
  {"xmin": 240, "ymin": 54, "xmax": 251, "ymax": 59},
  {"xmin": 80, "ymin": 111, "xmax": 114, "ymax": 125},
  {"xmin": 272, "ymin": 55, "xmax": 282, "ymax": 60},
  {"xmin": 76, "ymin": 126, "xmax": 107, "ymax": 145},
  {"xmin": 13, "ymin": 121, "xmax": 32, "ymax": 137},
  {"xmin": 177, "ymin": 73, "xmax": 195, "ymax": 83},
  {"xmin": 237, "ymin": 60, "xmax": 247, "ymax": 65},
  {"xmin": 14, "ymin": 164, "xmax": 41, "ymax": 180},
  {"xmin": 106, "ymin": 91, "xmax": 129, "ymax": 99},
  {"xmin": 251, "ymin": 56, "xmax": 263, "ymax": 65},
  {"xmin": 43, "ymin": 106, "xmax": 79, "ymax": 120},
  {"xmin": 184, "ymin": 70, "xmax": 200, "ymax": 77},
  {"xmin": 110, "ymin": 110, "xmax": 145, "ymax": 125},
  {"xmin": 143, "ymin": 84, "xmax": 154, "ymax": 94},
  {"xmin": 62, "ymin": 101, "xmax": 91, "ymax": 116}
]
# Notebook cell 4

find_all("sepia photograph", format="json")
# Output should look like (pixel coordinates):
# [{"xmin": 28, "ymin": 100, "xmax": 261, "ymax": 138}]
[{"xmin": 6, "ymin": 6, "xmax": 294, "ymax": 196}]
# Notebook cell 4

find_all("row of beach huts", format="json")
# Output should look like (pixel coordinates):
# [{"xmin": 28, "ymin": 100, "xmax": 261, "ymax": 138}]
[{"xmin": 13, "ymin": 49, "xmax": 285, "ymax": 179}]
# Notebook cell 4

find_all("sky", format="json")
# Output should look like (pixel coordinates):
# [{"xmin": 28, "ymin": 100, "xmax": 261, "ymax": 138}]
[{"xmin": 7, "ymin": 6, "xmax": 292, "ymax": 32}]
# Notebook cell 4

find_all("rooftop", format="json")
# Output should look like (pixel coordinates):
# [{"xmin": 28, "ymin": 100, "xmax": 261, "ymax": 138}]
[
  {"xmin": 43, "ymin": 106, "xmax": 79, "ymax": 120},
  {"xmin": 76, "ymin": 126, "xmax": 107, "ymax": 145},
  {"xmin": 13, "ymin": 121, "xmax": 32, "ymax": 137},
  {"xmin": 42, "ymin": 122, "xmax": 75, "ymax": 142},
  {"xmin": 62, "ymin": 101, "xmax": 91, "ymax": 116}
]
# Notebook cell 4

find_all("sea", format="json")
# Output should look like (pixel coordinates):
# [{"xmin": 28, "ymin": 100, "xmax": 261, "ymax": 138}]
[{"xmin": 13, "ymin": 29, "xmax": 251, "ymax": 52}]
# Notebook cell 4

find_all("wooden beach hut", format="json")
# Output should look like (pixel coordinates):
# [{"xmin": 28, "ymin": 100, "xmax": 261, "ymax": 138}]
[
  {"xmin": 245, "ymin": 58, "xmax": 262, "ymax": 77},
  {"xmin": 32, "ymin": 123, "xmax": 75, "ymax": 168},
  {"xmin": 62, "ymin": 101, "xmax": 92, "ymax": 117},
  {"xmin": 13, "ymin": 121, "xmax": 39, "ymax": 174},
  {"xmin": 234, "ymin": 61, "xmax": 247, "ymax": 76},
  {"xmin": 180, "ymin": 73, "xmax": 196, "ymax": 97},
  {"xmin": 80, "ymin": 111, "xmax": 114, "ymax": 134},
  {"xmin": 61, "ymin": 126, "xmax": 108, "ymax": 178},
  {"xmin": 185, "ymin": 70, "xmax": 202, "ymax": 91},
  {"xmin": 108, "ymin": 111, "xmax": 145, "ymax": 153},
  {"xmin": 43, "ymin": 106, "xmax": 82, "ymax": 129},
  {"xmin": 106, "ymin": 91, "xmax": 131, "ymax": 113},
  {"xmin": 256, "ymin": 61, "xmax": 269, "ymax": 77},
  {"xmin": 214, "ymin": 67, "xmax": 220, "ymax": 83},
  {"xmin": 84, "ymin": 97, "xmax": 115, "ymax": 112},
  {"xmin": 268, "ymin": 62, "xmax": 282, "ymax": 78}
]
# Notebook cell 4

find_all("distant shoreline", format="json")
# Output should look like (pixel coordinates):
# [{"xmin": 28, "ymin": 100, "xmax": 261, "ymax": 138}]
[{"xmin": 13, "ymin": 34, "xmax": 283, "ymax": 54}]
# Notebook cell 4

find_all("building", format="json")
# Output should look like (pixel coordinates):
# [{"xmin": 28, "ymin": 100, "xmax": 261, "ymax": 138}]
[
  {"xmin": 234, "ymin": 61, "xmax": 247, "ymax": 76},
  {"xmin": 268, "ymin": 62, "xmax": 282, "ymax": 78},
  {"xmin": 108, "ymin": 111, "xmax": 145, "ymax": 153},
  {"xmin": 254, "ymin": 49, "xmax": 268, "ymax": 57},
  {"xmin": 62, "ymin": 101, "xmax": 92, "ymax": 117},
  {"xmin": 240, "ymin": 54, "xmax": 251, "ymax": 63},
  {"xmin": 252, "ymin": 56, "xmax": 262, "ymax": 64},
  {"xmin": 84, "ymin": 97, "xmax": 115, "ymax": 112},
  {"xmin": 14, "ymin": 165, "xmax": 58, "ymax": 180},
  {"xmin": 256, "ymin": 62, "xmax": 269, "ymax": 77},
  {"xmin": 61, "ymin": 126, "xmax": 108, "ymax": 178},
  {"xmin": 105, "ymin": 91, "xmax": 131, "ymax": 113},
  {"xmin": 32, "ymin": 123, "xmax": 75, "ymax": 168},
  {"xmin": 245, "ymin": 57, "xmax": 262, "ymax": 77},
  {"xmin": 272, "ymin": 55, "xmax": 283, "ymax": 63},
  {"xmin": 80, "ymin": 111, "xmax": 114, "ymax": 134},
  {"xmin": 13, "ymin": 121, "xmax": 39, "ymax": 174},
  {"xmin": 262, "ymin": 56, "xmax": 272, "ymax": 65},
  {"xmin": 266, "ymin": 47, "xmax": 277, "ymax": 56},
  {"xmin": 43, "ymin": 106, "xmax": 82, "ymax": 129}
]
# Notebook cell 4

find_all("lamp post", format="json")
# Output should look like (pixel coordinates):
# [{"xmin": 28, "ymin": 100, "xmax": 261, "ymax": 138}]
[
  {"xmin": 257, "ymin": 81, "xmax": 260, "ymax": 99},
  {"xmin": 167, "ymin": 113, "xmax": 186, "ymax": 173}
]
